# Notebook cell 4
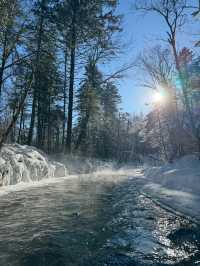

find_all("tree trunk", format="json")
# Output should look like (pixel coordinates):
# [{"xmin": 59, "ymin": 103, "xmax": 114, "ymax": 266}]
[
  {"xmin": 66, "ymin": 45, "xmax": 75, "ymax": 153},
  {"xmin": 0, "ymin": 31, "xmax": 8, "ymax": 97},
  {"xmin": 56, "ymin": 127, "xmax": 60, "ymax": 152},
  {"xmin": 27, "ymin": 0, "xmax": 45, "ymax": 145},
  {"xmin": 66, "ymin": 23, "xmax": 76, "ymax": 153},
  {"xmin": 47, "ymin": 93, "xmax": 51, "ymax": 154},
  {"xmin": 27, "ymin": 89, "xmax": 37, "ymax": 145},
  {"xmin": 62, "ymin": 45, "xmax": 68, "ymax": 148},
  {"xmin": 17, "ymin": 105, "xmax": 25, "ymax": 143},
  {"xmin": 65, "ymin": 0, "xmax": 79, "ymax": 154},
  {"xmin": 75, "ymin": 114, "xmax": 90, "ymax": 150},
  {"xmin": 37, "ymin": 95, "xmax": 43, "ymax": 147}
]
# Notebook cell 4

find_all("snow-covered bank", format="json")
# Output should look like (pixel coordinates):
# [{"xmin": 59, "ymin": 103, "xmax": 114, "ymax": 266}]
[
  {"xmin": 0, "ymin": 144, "xmax": 67, "ymax": 186},
  {"xmin": 0, "ymin": 144, "xmax": 141, "ymax": 187},
  {"xmin": 143, "ymin": 155, "xmax": 200, "ymax": 222}
]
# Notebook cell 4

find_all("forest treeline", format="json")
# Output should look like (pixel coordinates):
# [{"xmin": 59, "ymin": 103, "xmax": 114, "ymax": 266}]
[{"xmin": 0, "ymin": 0, "xmax": 200, "ymax": 163}]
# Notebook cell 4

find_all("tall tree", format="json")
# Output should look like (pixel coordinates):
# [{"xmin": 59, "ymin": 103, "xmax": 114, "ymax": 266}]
[
  {"xmin": 76, "ymin": 56, "xmax": 121, "ymax": 158},
  {"xmin": 76, "ymin": 58, "xmax": 103, "ymax": 153},
  {"xmin": 26, "ymin": 0, "xmax": 60, "ymax": 149},
  {"xmin": 56, "ymin": 0, "xmax": 121, "ymax": 153}
]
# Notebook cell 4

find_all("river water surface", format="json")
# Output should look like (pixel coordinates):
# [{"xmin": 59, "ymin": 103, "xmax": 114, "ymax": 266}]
[{"xmin": 0, "ymin": 174, "xmax": 199, "ymax": 266}]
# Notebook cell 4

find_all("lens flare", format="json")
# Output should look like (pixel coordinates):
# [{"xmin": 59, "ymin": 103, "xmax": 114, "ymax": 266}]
[{"xmin": 153, "ymin": 91, "xmax": 164, "ymax": 103}]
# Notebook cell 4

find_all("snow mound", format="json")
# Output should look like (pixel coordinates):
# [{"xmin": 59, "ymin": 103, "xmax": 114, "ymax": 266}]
[
  {"xmin": 144, "ymin": 155, "xmax": 200, "ymax": 221},
  {"xmin": 144, "ymin": 155, "xmax": 200, "ymax": 195},
  {"xmin": 0, "ymin": 144, "xmax": 67, "ymax": 186}
]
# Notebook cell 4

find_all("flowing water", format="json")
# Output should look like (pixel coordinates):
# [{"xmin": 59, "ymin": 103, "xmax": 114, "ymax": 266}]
[{"xmin": 0, "ymin": 174, "xmax": 199, "ymax": 266}]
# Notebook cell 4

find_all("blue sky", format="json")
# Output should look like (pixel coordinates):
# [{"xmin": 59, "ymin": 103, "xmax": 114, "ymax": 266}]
[{"xmin": 111, "ymin": 0, "xmax": 198, "ymax": 114}]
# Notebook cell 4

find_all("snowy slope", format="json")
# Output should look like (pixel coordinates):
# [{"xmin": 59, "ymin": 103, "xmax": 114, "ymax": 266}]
[
  {"xmin": 143, "ymin": 155, "xmax": 200, "ymax": 222},
  {"xmin": 0, "ymin": 144, "xmax": 67, "ymax": 186}
]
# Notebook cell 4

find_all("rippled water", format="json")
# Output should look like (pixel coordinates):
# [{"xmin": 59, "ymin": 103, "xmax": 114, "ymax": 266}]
[{"xmin": 0, "ymin": 175, "xmax": 199, "ymax": 266}]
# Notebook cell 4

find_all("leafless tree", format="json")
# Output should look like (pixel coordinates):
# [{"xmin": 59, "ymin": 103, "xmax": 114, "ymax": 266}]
[
  {"xmin": 135, "ymin": 0, "xmax": 198, "ymax": 156},
  {"xmin": 138, "ymin": 46, "xmax": 186, "ymax": 159}
]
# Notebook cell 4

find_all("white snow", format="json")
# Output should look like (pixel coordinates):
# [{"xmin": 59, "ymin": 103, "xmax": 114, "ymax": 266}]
[
  {"xmin": 0, "ymin": 144, "xmax": 67, "ymax": 186},
  {"xmin": 143, "ymin": 155, "xmax": 200, "ymax": 222}
]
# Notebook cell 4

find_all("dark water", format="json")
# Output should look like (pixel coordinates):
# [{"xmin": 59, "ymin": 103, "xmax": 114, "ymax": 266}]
[{"xmin": 0, "ymin": 175, "xmax": 199, "ymax": 266}]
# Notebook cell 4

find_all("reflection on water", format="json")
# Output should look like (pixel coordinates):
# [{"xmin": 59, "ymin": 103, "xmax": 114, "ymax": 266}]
[{"xmin": 0, "ymin": 175, "xmax": 199, "ymax": 266}]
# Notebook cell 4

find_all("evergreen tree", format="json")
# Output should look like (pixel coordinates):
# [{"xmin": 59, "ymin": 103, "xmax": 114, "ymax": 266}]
[
  {"xmin": 27, "ymin": 0, "xmax": 59, "ymax": 148},
  {"xmin": 56, "ymin": 0, "xmax": 121, "ymax": 153},
  {"xmin": 76, "ymin": 59, "xmax": 103, "ymax": 154},
  {"xmin": 76, "ymin": 58, "xmax": 121, "ymax": 159}
]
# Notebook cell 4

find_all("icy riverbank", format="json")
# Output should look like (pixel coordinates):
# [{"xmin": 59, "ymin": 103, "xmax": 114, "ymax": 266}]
[
  {"xmin": 0, "ymin": 144, "xmax": 139, "ymax": 187},
  {"xmin": 143, "ymin": 155, "xmax": 200, "ymax": 222},
  {"xmin": 0, "ymin": 144, "xmax": 67, "ymax": 186}
]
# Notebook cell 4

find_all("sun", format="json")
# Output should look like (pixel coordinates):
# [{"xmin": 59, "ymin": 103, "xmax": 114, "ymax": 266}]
[{"xmin": 153, "ymin": 91, "xmax": 164, "ymax": 103}]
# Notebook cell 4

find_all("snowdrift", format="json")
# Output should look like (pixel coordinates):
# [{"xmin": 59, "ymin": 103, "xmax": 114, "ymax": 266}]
[
  {"xmin": 144, "ymin": 155, "xmax": 200, "ymax": 194},
  {"xmin": 0, "ymin": 144, "xmax": 67, "ymax": 186},
  {"xmin": 144, "ymin": 155, "xmax": 200, "ymax": 221}
]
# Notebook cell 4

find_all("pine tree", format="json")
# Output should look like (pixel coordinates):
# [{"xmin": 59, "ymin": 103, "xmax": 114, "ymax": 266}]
[
  {"xmin": 76, "ymin": 57, "xmax": 121, "ymax": 159},
  {"xmin": 56, "ymin": 0, "xmax": 121, "ymax": 153},
  {"xmin": 76, "ymin": 59, "xmax": 103, "ymax": 154},
  {"xmin": 27, "ymin": 0, "xmax": 59, "ymax": 148}
]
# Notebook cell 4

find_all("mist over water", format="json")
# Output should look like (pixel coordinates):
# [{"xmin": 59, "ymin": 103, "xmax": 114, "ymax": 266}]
[{"xmin": 0, "ymin": 172, "xmax": 199, "ymax": 266}]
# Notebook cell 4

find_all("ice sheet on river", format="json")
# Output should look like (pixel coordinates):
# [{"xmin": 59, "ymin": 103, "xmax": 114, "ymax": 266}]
[{"xmin": 0, "ymin": 144, "xmax": 67, "ymax": 186}]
